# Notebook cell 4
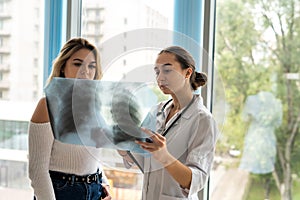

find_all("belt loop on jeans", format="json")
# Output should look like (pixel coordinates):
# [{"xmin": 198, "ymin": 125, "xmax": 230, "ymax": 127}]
[
  {"xmin": 96, "ymin": 168, "xmax": 100, "ymax": 184},
  {"xmin": 71, "ymin": 175, "xmax": 75, "ymax": 185}
]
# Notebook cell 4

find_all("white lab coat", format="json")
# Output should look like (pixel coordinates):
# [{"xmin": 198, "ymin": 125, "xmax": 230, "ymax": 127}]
[{"xmin": 125, "ymin": 95, "xmax": 219, "ymax": 200}]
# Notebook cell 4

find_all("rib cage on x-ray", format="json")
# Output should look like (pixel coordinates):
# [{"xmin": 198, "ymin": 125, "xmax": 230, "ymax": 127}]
[{"xmin": 111, "ymin": 87, "xmax": 143, "ymax": 144}]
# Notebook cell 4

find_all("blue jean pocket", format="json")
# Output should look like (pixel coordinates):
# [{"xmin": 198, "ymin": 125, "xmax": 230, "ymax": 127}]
[{"xmin": 52, "ymin": 179, "xmax": 68, "ymax": 190}]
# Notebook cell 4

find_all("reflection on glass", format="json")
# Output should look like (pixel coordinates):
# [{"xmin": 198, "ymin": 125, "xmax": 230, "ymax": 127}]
[
  {"xmin": 213, "ymin": 0, "xmax": 300, "ymax": 200},
  {"xmin": 239, "ymin": 91, "xmax": 282, "ymax": 174}
]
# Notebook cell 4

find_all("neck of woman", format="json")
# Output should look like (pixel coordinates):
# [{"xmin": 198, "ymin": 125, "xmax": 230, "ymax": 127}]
[{"xmin": 170, "ymin": 89, "xmax": 194, "ymax": 110}]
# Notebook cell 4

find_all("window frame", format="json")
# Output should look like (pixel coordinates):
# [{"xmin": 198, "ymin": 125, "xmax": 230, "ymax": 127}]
[{"xmin": 43, "ymin": 1, "xmax": 216, "ymax": 199}]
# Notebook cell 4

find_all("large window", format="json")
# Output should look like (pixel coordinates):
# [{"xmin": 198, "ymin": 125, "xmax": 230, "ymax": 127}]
[
  {"xmin": 211, "ymin": 0, "xmax": 300, "ymax": 199},
  {"xmin": 5, "ymin": 1, "xmax": 298, "ymax": 200}
]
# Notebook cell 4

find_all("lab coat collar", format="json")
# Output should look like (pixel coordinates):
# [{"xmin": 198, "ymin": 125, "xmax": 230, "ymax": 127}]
[{"xmin": 181, "ymin": 94, "xmax": 203, "ymax": 119}]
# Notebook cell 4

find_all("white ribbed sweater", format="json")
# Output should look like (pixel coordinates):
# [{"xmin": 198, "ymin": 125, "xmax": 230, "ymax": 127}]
[{"xmin": 28, "ymin": 122, "xmax": 108, "ymax": 200}]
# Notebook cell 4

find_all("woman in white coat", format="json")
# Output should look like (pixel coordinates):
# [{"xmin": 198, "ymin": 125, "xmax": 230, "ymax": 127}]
[{"xmin": 119, "ymin": 46, "xmax": 219, "ymax": 200}]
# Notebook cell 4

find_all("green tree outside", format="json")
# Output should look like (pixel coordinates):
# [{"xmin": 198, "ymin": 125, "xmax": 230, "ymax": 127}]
[{"xmin": 215, "ymin": 0, "xmax": 300, "ymax": 199}]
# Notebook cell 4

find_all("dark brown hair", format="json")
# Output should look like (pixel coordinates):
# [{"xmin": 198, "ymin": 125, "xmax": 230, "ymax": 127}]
[{"xmin": 159, "ymin": 46, "xmax": 207, "ymax": 90}]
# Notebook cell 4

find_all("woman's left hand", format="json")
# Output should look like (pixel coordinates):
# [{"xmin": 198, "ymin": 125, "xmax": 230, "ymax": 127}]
[
  {"xmin": 135, "ymin": 128, "xmax": 175, "ymax": 166},
  {"xmin": 101, "ymin": 184, "xmax": 112, "ymax": 200}
]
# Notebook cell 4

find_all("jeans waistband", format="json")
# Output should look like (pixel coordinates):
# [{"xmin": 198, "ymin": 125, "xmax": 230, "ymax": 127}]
[{"xmin": 49, "ymin": 170, "xmax": 102, "ymax": 184}]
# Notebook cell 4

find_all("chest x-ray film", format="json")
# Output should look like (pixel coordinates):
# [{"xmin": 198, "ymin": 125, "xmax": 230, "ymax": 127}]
[{"xmin": 45, "ymin": 78, "xmax": 158, "ymax": 153}]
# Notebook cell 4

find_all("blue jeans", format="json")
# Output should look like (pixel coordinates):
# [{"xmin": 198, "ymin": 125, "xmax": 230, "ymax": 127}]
[
  {"xmin": 51, "ymin": 178, "xmax": 103, "ymax": 200},
  {"xmin": 34, "ymin": 172, "xmax": 104, "ymax": 200}
]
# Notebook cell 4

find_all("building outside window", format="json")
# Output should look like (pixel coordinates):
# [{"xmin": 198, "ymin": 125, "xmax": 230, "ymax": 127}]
[{"xmin": 0, "ymin": 0, "xmax": 44, "ymax": 199}]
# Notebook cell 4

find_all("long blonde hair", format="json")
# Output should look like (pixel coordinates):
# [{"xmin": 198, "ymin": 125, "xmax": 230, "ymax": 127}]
[{"xmin": 46, "ymin": 38, "xmax": 102, "ymax": 84}]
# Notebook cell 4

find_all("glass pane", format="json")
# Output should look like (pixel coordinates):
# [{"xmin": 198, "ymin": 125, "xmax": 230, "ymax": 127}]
[
  {"xmin": 212, "ymin": 0, "xmax": 300, "ymax": 199},
  {"xmin": 0, "ymin": 0, "xmax": 44, "ymax": 199},
  {"xmin": 81, "ymin": 0, "xmax": 174, "ymax": 199}
]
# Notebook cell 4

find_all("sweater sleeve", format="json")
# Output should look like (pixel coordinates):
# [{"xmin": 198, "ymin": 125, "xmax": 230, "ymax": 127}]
[{"xmin": 28, "ymin": 122, "xmax": 56, "ymax": 200}]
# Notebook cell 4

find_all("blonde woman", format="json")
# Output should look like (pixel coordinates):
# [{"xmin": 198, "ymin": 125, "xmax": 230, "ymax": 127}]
[{"xmin": 29, "ymin": 38, "xmax": 111, "ymax": 200}]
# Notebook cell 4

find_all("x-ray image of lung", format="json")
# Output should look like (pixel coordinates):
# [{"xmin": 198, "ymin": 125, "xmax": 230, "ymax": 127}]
[{"xmin": 45, "ymin": 78, "xmax": 157, "ymax": 153}]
